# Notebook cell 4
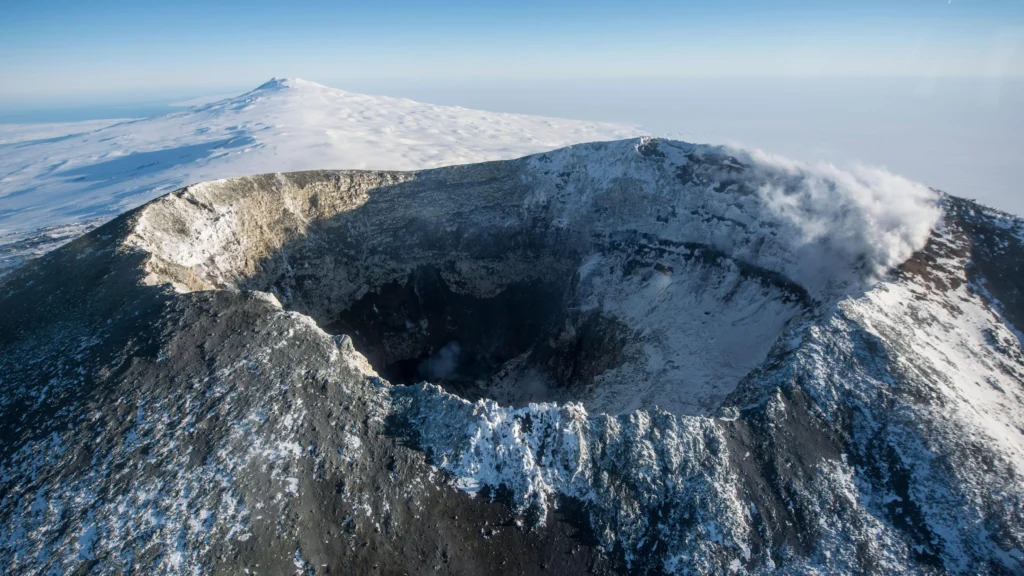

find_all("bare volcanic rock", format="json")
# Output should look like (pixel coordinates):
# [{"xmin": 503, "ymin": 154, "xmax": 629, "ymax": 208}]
[{"xmin": 1, "ymin": 138, "xmax": 1023, "ymax": 574}]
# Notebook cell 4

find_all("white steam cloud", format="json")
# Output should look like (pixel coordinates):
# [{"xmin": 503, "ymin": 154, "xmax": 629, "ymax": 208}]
[{"xmin": 737, "ymin": 148, "xmax": 942, "ymax": 290}]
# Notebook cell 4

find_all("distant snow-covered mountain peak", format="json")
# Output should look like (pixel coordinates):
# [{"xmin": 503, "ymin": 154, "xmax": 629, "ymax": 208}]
[
  {"xmin": 0, "ymin": 78, "xmax": 641, "ymax": 240},
  {"xmin": 252, "ymin": 77, "xmax": 325, "ymax": 91}
]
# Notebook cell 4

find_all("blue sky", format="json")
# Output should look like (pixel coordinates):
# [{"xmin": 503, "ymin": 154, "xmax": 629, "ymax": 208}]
[{"xmin": 1, "ymin": 0, "xmax": 1022, "ymax": 102}]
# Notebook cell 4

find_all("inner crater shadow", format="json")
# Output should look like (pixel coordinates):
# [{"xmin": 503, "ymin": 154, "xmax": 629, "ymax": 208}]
[
  {"xmin": 322, "ymin": 263, "xmax": 634, "ymax": 405},
  {"xmin": 324, "ymin": 264, "xmax": 567, "ymax": 400}
]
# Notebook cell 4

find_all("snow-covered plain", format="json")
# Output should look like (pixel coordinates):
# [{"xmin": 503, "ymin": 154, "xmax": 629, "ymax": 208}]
[
  {"xmin": 0, "ymin": 120, "xmax": 129, "ymax": 146},
  {"xmin": 0, "ymin": 77, "xmax": 639, "ymax": 238}
]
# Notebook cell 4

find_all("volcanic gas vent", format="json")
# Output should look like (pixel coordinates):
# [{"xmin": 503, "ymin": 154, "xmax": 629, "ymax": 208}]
[{"xmin": 128, "ymin": 139, "xmax": 936, "ymax": 415}]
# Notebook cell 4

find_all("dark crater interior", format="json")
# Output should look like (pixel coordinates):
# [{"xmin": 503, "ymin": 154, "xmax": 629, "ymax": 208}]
[{"xmin": 321, "ymin": 264, "xmax": 629, "ymax": 404}]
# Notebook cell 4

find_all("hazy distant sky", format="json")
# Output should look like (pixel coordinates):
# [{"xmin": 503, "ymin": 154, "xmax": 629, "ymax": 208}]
[{"xmin": 1, "ymin": 0, "xmax": 1022, "ymax": 102}]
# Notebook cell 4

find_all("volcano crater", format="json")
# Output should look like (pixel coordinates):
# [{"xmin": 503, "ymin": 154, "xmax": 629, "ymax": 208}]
[{"xmin": 128, "ymin": 143, "xmax": 831, "ymax": 416}]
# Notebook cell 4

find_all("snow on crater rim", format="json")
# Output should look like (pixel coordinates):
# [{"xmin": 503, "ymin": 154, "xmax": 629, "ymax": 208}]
[{"xmin": 523, "ymin": 138, "xmax": 941, "ymax": 299}]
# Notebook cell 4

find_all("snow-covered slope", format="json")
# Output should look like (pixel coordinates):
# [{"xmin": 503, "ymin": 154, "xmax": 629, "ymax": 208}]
[{"xmin": 0, "ymin": 77, "xmax": 639, "ymax": 238}]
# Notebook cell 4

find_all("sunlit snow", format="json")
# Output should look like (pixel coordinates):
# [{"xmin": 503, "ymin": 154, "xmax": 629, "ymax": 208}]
[{"xmin": 0, "ymin": 77, "xmax": 639, "ymax": 237}]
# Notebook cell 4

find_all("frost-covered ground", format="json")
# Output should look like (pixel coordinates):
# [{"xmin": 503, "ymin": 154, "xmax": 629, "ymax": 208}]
[{"xmin": 0, "ymin": 78, "xmax": 638, "ymax": 238}]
